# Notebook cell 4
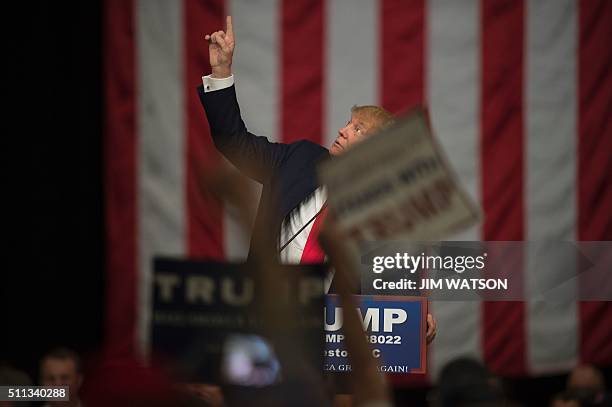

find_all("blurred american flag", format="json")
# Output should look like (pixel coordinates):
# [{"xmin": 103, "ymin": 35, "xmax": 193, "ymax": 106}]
[{"xmin": 104, "ymin": 0, "xmax": 611, "ymax": 382}]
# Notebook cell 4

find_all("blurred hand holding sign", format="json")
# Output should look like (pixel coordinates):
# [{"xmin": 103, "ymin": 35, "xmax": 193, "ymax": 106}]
[{"xmin": 318, "ymin": 107, "xmax": 480, "ymax": 242}]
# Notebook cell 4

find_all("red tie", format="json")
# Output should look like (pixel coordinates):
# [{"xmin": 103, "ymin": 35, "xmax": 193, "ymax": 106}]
[{"xmin": 300, "ymin": 205, "xmax": 328, "ymax": 263}]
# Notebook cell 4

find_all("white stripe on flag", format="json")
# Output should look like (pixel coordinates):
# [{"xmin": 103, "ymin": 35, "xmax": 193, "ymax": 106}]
[
  {"xmin": 526, "ymin": 0, "xmax": 578, "ymax": 374},
  {"xmin": 229, "ymin": 0, "xmax": 279, "ymax": 142},
  {"xmin": 426, "ymin": 0, "xmax": 482, "ymax": 380},
  {"xmin": 224, "ymin": 0, "xmax": 279, "ymax": 259},
  {"xmin": 326, "ymin": 0, "xmax": 378, "ymax": 148},
  {"xmin": 137, "ymin": 0, "xmax": 186, "ymax": 354}
]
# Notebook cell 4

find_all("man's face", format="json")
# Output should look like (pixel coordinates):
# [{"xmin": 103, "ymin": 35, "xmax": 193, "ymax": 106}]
[
  {"xmin": 329, "ymin": 112, "xmax": 373, "ymax": 156},
  {"xmin": 40, "ymin": 357, "xmax": 82, "ymax": 389}
]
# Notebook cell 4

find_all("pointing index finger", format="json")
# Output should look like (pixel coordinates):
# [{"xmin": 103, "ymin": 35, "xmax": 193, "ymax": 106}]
[{"xmin": 226, "ymin": 15, "xmax": 234, "ymax": 39}]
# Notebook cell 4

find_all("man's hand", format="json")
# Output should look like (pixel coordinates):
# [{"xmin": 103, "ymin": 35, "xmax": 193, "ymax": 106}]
[
  {"xmin": 204, "ymin": 15, "xmax": 235, "ymax": 78},
  {"xmin": 426, "ymin": 313, "xmax": 437, "ymax": 344}
]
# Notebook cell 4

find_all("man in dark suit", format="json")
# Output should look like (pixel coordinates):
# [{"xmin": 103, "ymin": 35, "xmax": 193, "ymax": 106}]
[{"xmin": 199, "ymin": 16, "xmax": 436, "ymax": 343}]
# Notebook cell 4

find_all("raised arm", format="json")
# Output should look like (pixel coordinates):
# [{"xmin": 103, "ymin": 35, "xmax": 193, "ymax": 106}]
[
  {"xmin": 200, "ymin": 16, "xmax": 289, "ymax": 183},
  {"xmin": 318, "ymin": 217, "xmax": 391, "ymax": 406}
]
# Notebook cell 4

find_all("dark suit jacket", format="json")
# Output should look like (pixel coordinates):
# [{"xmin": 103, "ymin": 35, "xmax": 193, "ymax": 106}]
[{"xmin": 198, "ymin": 84, "xmax": 330, "ymax": 256}]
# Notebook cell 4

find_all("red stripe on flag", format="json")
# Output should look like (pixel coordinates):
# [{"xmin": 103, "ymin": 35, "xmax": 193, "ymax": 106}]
[
  {"xmin": 104, "ymin": 0, "xmax": 138, "ymax": 355},
  {"xmin": 480, "ymin": 0, "xmax": 527, "ymax": 376},
  {"xmin": 380, "ymin": 0, "xmax": 425, "ymax": 114},
  {"xmin": 281, "ymin": 0, "xmax": 325, "ymax": 144},
  {"xmin": 379, "ymin": 0, "xmax": 429, "ymax": 387},
  {"xmin": 184, "ymin": 0, "xmax": 225, "ymax": 259},
  {"xmin": 578, "ymin": 0, "xmax": 612, "ymax": 365}
]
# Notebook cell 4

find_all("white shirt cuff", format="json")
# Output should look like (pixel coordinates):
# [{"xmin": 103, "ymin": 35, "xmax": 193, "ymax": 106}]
[{"xmin": 202, "ymin": 74, "xmax": 234, "ymax": 92}]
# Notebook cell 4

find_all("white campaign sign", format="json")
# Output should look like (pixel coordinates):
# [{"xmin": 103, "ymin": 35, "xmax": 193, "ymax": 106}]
[{"xmin": 318, "ymin": 108, "xmax": 480, "ymax": 242}]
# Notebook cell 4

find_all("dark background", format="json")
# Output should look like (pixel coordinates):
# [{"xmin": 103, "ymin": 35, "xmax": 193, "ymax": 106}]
[{"xmin": 2, "ymin": 0, "xmax": 104, "ymax": 380}]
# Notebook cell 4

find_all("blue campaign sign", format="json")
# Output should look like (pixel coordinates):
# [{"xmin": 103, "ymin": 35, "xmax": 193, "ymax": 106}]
[{"xmin": 324, "ymin": 295, "xmax": 427, "ymax": 374}]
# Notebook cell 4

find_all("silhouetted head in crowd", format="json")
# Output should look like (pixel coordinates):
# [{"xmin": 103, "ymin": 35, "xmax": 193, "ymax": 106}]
[
  {"xmin": 568, "ymin": 365, "xmax": 605, "ymax": 393},
  {"xmin": 0, "ymin": 363, "xmax": 32, "ymax": 407},
  {"xmin": 435, "ymin": 357, "xmax": 503, "ymax": 407},
  {"xmin": 551, "ymin": 391, "xmax": 583, "ymax": 407},
  {"xmin": 80, "ymin": 355, "xmax": 192, "ymax": 407},
  {"xmin": 561, "ymin": 364, "xmax": 611, "ymax": 406},
  {"xmin": 39, "ymin": 347, "xmax": 83, "ymax": 406}
]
